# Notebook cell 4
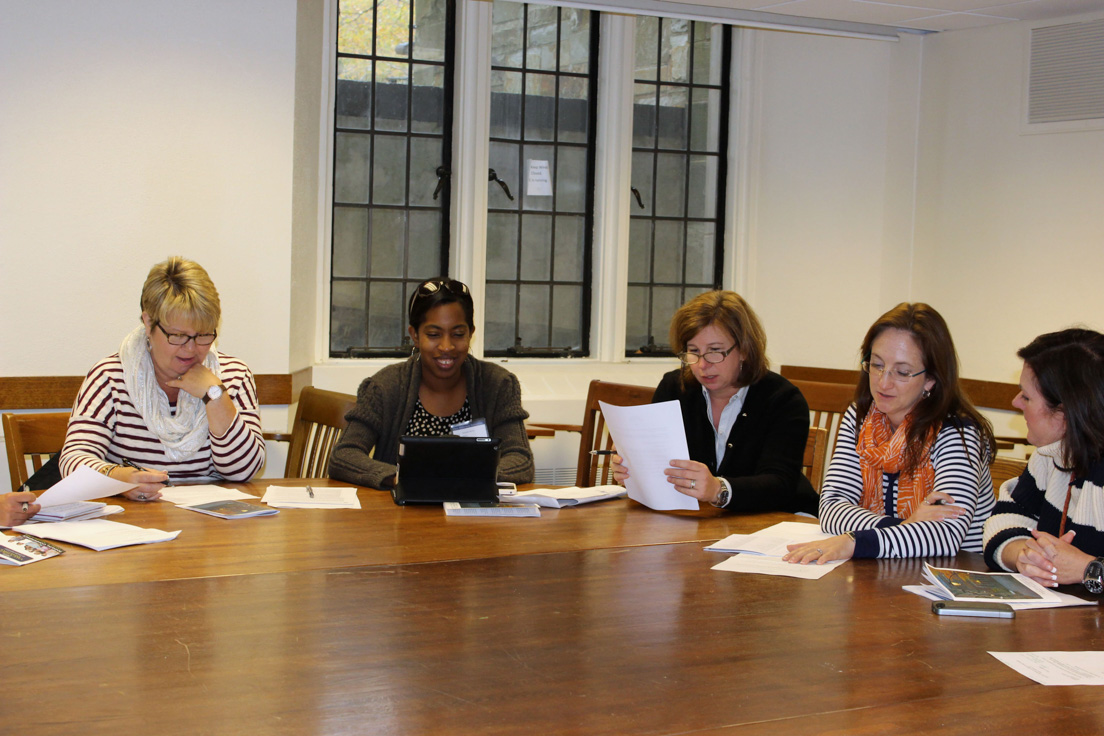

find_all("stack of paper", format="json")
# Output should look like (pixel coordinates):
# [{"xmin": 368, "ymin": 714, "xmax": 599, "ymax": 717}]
[
  {"xmin": 902, "ymin": 563, "xmax": 1077, "ymax": 609},
  {"xmin": 36, "ymin": 465, "xmax": 138, "ymax": 506},
  {"xmin": 261, "ymin": 486, "xmax": 360, "ymax": 509},
  {"xmin": 29, "ymin": 501, "xmax": 123, "ymax": 523},
  {"xmin": 507, "ymin": 485, "xmax": 626, "ymax": 508},
  {"xmin": 707, "ymin": 521, "xmax": 846, "ymax": 580},
  {"xmin": 161, "ymin": 485, "xmax": 259, "ymax": 506},
  {"xmin": 12, "ymin": 519, "xmax": 180, "ymax": 551}
]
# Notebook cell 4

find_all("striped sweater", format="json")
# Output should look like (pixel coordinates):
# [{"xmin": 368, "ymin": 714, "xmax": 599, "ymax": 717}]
[
  {"xmin": 983, "ymin": 443, "xmax": 1104, "ymax": 571},
  {"xmin": 60, "ymin": 353, "xmax": 265, "ymax": 483},
  {"xmin": 819, "ymin": 406, "xmax": 994, "ymax": 557}
]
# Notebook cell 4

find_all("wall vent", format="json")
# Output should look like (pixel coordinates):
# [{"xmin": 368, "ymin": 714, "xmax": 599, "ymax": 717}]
[{"xmin": 1028, "ymin": 17, "xmax": 1104, "ymax": 124}]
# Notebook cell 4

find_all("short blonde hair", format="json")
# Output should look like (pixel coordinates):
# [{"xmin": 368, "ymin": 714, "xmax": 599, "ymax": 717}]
[
  {"xmin": 669, "ymin": 290, "xmax": 768, "ymax": 387},
  {"xmin": 141, "ymin": 257, "xmax": 221, "ymax": 333}
]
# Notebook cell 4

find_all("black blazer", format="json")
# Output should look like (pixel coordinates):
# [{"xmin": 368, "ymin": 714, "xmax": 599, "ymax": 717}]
[{"xmin": 654, "ymin": 369, "xmax": 819, "ymax": 515}]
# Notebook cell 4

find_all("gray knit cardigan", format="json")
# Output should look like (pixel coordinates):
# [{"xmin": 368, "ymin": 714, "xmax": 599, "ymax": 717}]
[{"xmin": 328, "ymin": 356, "xmax": 534, "ymax": 489}]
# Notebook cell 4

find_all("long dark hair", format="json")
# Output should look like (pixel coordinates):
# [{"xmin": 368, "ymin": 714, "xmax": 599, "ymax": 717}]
[
  {"xmin": 1018, "ymin": 328, "xmax": 1104, "ymax": 478},
  {"xmin": 855, "ymin": 303, "xmax": 995, "ymax": 472}
]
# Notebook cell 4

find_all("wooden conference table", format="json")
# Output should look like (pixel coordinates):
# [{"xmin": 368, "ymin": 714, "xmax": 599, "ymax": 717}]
[{"xmin": 2, "ymin": 479, "xmax": 1103, "ymax": 735}]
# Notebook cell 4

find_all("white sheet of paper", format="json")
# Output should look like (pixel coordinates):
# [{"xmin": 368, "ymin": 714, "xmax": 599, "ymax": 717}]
[
  {"xmin": 12, "ymin": 519, "xmax": 180, "ymax": 551},
  {"xmin": 903, "ymin": 584, "xmax": 1096, "ymax": 610},
  {"xmin": 35, "ymin": 465, "xmax": 138, "ymax": 507},
  {"xmin": 160, "ymin": 485, "xmax": 258, "ymax": 506},
  {"xmin": 711, "ymin": 553, "xmax": 844, "ymax": 579},
  {"xmin": 526, "ymin": 159, "xmax": 552, "ymax": 196},
  {"xmin": 262, "ymin": 486, "xmax": 360, "ymax": 509},
  {"xmin": 598, "ymin": 400, "xmax": 697, "ymax": 511},
  {"xmin": 989, "ymin": 651, "xmax": 1104, "ymax": 685},
  {"xmin": 706, "ymin": 521, "xmax": 829, "ymax": 556}
]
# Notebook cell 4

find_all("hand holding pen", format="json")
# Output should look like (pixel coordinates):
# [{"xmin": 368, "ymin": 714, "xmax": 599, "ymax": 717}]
[
  {"xmin": 113, "ymin": 458, "xmax": 171, "ymax": 502},
  {"xmin": 1, "ymin": 485, "xmax": 41, "ymax": 527}
]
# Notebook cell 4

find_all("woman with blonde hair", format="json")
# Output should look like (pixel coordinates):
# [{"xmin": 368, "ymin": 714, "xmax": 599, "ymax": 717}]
[
  {"xmin": 613, "ymin": 290, "xmax": 817, "ymax": 513},
  {"xmin": 60, "ymin": 257, "xmax": 265, "ymax": 500}
]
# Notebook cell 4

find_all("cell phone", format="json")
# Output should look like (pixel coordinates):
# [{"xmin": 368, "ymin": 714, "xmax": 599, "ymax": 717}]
[{"xmin": 932, "ymin": 601, "xmax": 1015, "ymax": 618}]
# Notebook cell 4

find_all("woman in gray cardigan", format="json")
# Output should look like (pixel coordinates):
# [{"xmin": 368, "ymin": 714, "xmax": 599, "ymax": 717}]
[{"xmin": 329, "ymin": 279, "xmax": 534, "ymax": 489}]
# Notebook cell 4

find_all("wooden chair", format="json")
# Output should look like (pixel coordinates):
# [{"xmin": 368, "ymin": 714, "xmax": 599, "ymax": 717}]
[
  {"xmin": 283, "ymin": 387, "xmax": 357, "ymax": 478},
  {"xmin": 803, "ymin": 427, "xmax": 830, "ymax": 493},
  {"xmin": 3, "ymin": 411, "xmax": 70, "ymax": 491},
  {"xmin": 989, "ymin": 456, "xmax": 1028, "ymax": 498},
  {"xmin": 574, "ymin": 379, "xmax": 655, "ymax": 487},
  {"xmin": 787, "ymin": 378, "xmax": 854, "ymax": 455}
]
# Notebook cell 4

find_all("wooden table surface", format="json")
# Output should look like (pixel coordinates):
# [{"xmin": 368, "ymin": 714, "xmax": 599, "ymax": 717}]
[{"xmin": 2, "ymin": 481, "xmax": 1102, "ymax": 735}]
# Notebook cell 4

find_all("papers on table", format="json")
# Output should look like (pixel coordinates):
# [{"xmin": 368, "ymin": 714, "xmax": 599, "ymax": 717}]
[
  {"xmin": 706, "ymin": 521, "xmax": 846, "ymax": 579},
  {"xmin": 261, "ymin": 486, "xmax": 360, "ymax": 509},
  {"xmin": 903, "ymin": 584, "xmax": 1094, "ymax": 610},
  {"xmin": 0, "ymin": 535, "xmax": 65, "ymax": 565},
  {"xmin": 990, "ymin": 651, "xmax": 1104, "ymax": 685},
  {"xmin": 160, "ymin": 485, "xmax": 259, "ymax": 506},
  {"xmin": 443, "ymin": 502, "xmax": 541, "ymax": 517},
  {"xmin": 922, "ymin": 563, "xmax": 1060, "ymax": 603},
  {"xmin": 36, "ymin": 465, "xmax": 138, "ymax": 506},
  {"xmin": 597, "ymin": 400, "xmax": 697, "ymax": 511},
  {"xmin": 29, "ymin": 501, "xmax": 123, "ymax": 523},
  {"xmin": 12, "ymin": 519, "xmax": 180, "ymax": 551},
  {"xmin": 508, "ymin": 485, "xmax": 626, "ymax": 508}
]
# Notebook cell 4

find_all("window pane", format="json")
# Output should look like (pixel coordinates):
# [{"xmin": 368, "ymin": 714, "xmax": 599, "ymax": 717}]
[
  {"xmin": 411, "ymin": 64, "xmax": 444, "ymax": 134},
  {"xmin": 522, "ymin": 143, "xmax": 554, "ymax": 212},
  {"xmin": 370, "ymin": 209, "xmax": 407, "ymax": 277},
  {"xmin": 408, "ymin": 211, "xmax": 442, "ymax": 279},
  {"xmin": 685, "ymin": 221, "xmax": 716, "ymax": 284},
  {"xmin": 368, "ymin": 281, "xmax": 405, "ymax": 347},
  {"xmin": 335, "ymin": 133, "xmax": 372, "ymax": 204},
  {"xmin": 375, "ymin": 63, "xmax": 409, "ymax": 132},
  {"xmin": 660, "ymin": 18, "xmax": 690, "ymax": 83},
  {"xmin": 519, "ymin": 284, "xmax": 550, "ymax": 346},
  {"xmin": 520, "ymin": 214, "xmax": 552, "ymax": 281},
  {"xmin": 687, "ymin": 153, "xmax": 719, "ymax": 219},
  {"xmin": 657, "ymin": 86, "xmax": 688, "ymax": 150},
  {"xmin": 553, "ymin": 215, "xmax": 584, "ymax": 282},
  {"xmin": 558, "ymin": 76, "xmax": 588, "ymax": 144},
  {"xmin": 336, "ymin": 59, "xmax": 373, "ymax": 130},
  {"xmin": 631, "ymin": 151, "xmax": 654, "ymax": 217},
  {"xmin": 331, "ymin": 281, "xmax": 367, "ymax": 353},
  {"xmin": 693, "ymin": 22, "xmax": 723, "ymax": 85},
  {"xmin": 632, "ymin": 83, "xmax": 656, "ymax": 149},
  {"xmin": 653, "ymin": 220, "xmax": 685, "ymax": 283},
  {"xmin": 625, "ymin": 285, "xmax": 650, "ymax": 353},
  {"xmin": 376, "ymin": 0, "xmax": 411, "ymax": 56},
  {"xmin": 409, "ymin": 136, "xmax": 443, "ymax": 207},
  {"xmin": 491, "ymin": 1, "xmax": 524, "ymax": 67},
  {"xmin": 635, "ymin": 16, "xmax": 659, "ymax": 81},
  {"xmin": 690, "ymin": 88, "xmax": 721, "ymax": 152},
  {"xmin": 338, "ymin": 0, "xmax": 375, "ymax": 55},
  {"xmin": 559, "ymin": 8, "xmax": 590, "ymax": 74},
  {"xmin": 412, "ymin": 0, "xmax": 446, "ymax": 62},
  {"xmin": 654, "ymin": 153, "xmax": 686, "ymax": 217},
  {"xmin": 487, "ymin": 213, "xmax": 519, "ymax": 280},
  {"xmin": 333, "ymin": 208, "xmax": 369, "ymax": 277},
  {"xmin": 372, "ymin": 135, "xmax": 408, "ymax": 205},
  {"xmin": 489, "ymin": 141, "xmax": 521, "ymax": 211},
  {"xmin": 526, "ymin": 5, "xmax": 558, "ymax": 71},
  {"xmin": 552, "ymin": 285, "xmax": 582, "ymax": 349},
  {"xmin": 491, "ymin": 70, "xmax": 523, "ymax": 139},
  {"xmin": 524, "ymin": 73, "xmax": 556, "ymax": 142},
  {"xmin": 651, "ymin": 286, "xmax": 683, "ymax": 343},
  {"xmin": 485, "ymin": 283, "xmax": 517, "ymax": 350},
  {"xmin": 555, "ymin": 146, "xmax": 586, "ymax": 213},
  {"xmin": 628, "ymin": 218, "xmax": 653, "ymax": 282}
]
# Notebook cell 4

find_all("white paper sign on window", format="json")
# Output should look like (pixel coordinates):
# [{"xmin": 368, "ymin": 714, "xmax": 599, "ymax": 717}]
[{"xmin": 526, "ymin": 159, "xmax": 553, "ymax": 197}]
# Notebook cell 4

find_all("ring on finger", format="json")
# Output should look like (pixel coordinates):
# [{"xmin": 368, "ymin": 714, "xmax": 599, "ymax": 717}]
[
  {"xmin": 690, "ymin": 479, "xmax": 696, "ymax": 490},
  {"xmin": 816, "ymin": 548, "xmax": 823, "ymax": 554}
]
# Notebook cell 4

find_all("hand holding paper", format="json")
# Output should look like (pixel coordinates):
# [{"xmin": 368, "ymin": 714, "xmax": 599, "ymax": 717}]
[{"xmin": 598, "ymin": 400, "xmax": 697, "ymax": 511}]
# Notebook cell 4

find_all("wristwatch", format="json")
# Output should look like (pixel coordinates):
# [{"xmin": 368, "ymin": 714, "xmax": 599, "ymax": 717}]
[
  {"xmin": 203, "ymin": 383, "xmax": 226, "ymax": 404},
  {"xmin": 710, "ymin": 479, "xmax": 731, "ymax": 508},
  {"xmin": 1082, "ymin": 557, "xmax": 1104, "ymax": 594}
]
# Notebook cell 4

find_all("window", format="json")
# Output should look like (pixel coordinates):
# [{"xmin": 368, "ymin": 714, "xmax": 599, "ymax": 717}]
[
  {"xmin": 626, "ymin": 18, "xmax": 730, "ymax": 356},
  {"xmin": 485, "ymin": 2, "xmax": 598, "ymax": 357},
  {"xmin": 330, "ymin": 0, "xmax": 454, "ymax": 357}
]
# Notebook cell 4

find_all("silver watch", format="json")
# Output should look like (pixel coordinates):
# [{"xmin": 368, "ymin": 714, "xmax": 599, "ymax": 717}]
[
  {"xmin": 203, "ymin": 383, "xmax": 226, "ymax": 404},
  {"xmin": 710, "ymin": 481, "xmax": 730, "ymax": 508}
]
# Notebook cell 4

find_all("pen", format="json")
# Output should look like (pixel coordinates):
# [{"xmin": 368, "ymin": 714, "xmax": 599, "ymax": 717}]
[
  {"xmin": 306, "ymin": 485, "xmax": 315, "ymax": 499},
  {"xmin": 119, "ymin": 458, "xmax": 175, "ymax": 487},
  {"xmin": 18, "ymin": 482, "xmax": 32, "ymax": 512},
  {"xmin": 589, "ymin": 450, "xmax": 615, "ymax": 456}
]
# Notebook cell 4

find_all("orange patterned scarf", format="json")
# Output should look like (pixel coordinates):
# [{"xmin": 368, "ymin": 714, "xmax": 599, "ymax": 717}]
[{"xmin": 856, "ymin": 407, "xmax": 939, "ymax": 519}]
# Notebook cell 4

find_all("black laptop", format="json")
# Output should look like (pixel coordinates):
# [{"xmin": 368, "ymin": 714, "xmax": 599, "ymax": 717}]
[{"xmin": 391, "ymin": 435, "xmax": 502, "ymax": 505}]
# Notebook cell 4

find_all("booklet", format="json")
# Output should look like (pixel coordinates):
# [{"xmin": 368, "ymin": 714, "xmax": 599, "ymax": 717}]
[
  {"xmin": 922, "ymin": 563, "xmax": 1060, "ymax": 603},
  {"xmin": 11, "ymin": 519, "xmax": 180, "ymax": 551},
  {"xmin": 507, "ymin": 485, "xmax": 627, "ymax": 508},
  {"xmin": 29, "ymin": 501, "xmax": 123, "ymax": 523},
  {"xmin": 443, "ymin": 502, "xmax": 541, "ymax": 517},
  {"xmin": 181, "ymin": 500, "xmax": 280, "ymax": 519},
  {"xmin": 0, "ymin": 535, "xmax": 65, "ymax": 566}
]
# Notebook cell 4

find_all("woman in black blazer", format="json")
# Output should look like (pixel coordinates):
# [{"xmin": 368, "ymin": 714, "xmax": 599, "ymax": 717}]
[{"xmin": 614, "ymin": 291, "xmax": 818, "ymax": 514}]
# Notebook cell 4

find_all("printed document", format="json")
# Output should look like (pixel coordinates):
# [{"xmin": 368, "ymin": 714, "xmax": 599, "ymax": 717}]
[
  {"xmin": 36, "ymin": 465, "xmax": 138, "ymax": 506},
  {"xmin": 598, "ymin": 400, "xmax": 697, "ymax": 511},
  {"xmin": 262, "ymin": 486, "xmax": 360, "ymax": 509},
  {"xmin": 161, "ymin": 485, "xmax": 258, "ymax": 506},
  {"xmin": 989, "ymin": 651, "xmax": 1104, "ymax": 685}
]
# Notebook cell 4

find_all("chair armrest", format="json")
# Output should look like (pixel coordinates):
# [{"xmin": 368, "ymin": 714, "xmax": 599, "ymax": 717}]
[
  {"xmin": 526, "ymin": 423, "xmax": 583, "ymax": 434},
  {"xmin": 263, "ymin": 431, "xmax": 293, "ymax": 443}
]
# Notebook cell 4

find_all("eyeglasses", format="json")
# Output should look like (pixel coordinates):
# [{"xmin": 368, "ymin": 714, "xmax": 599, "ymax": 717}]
[
  {"xmin": 408, "ymin": 279, "xmax": 471, "ymax": 312},
  {"xmin": 156, "ymin": 322, "xmax": 217, "ymax": 347},
  {"xmin": 678, "ymin": 346, "xmax": 737, "ymax": 366},
  {"xmin": 862, "ymin": 360, "xmax": 926, "ymax": 383}
]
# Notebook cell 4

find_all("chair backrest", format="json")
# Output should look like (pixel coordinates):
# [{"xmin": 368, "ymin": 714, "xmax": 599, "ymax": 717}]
[
  {"xmin": 3, "ymin": 411, "xmax": 70, "ymax": 491},
  {"xmin": 283, "ymin": 387, "xmax": 358, "ymax": 478},
  {"xmin": 787, "ymin": 378, "xmax": 854, "ymax": 455},
  {"xmin": 803, "ymin": 427, "xmax": 830, "ymax": 493},
  {"xmin": 575, "ymin": 379, "xmax": 655, "ymax": 487},
  {"xmin": 989, "ymin": 456, "xmax": 1028, "ymax": 498}
]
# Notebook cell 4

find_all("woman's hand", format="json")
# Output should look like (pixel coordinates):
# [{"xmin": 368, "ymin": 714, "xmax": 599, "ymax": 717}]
[
  {"xmin": 783, "ymin": 534, "xmax": 856, "ymax": 564},
  {"xmin": 1015, "ymin": 530, "xmax": 1092, "ymax": 587},
  {"xmin": 663, "ymin": 460, "xmax": 722, "ymax": 504},
  {"xmin": 611, "ymin": 454, "xmax": 630, "ymax": 485},
  {"xmin": 0, "ymin": 491, "xmax": 41, "ymax": 527},
  {"xmin": 902, "ymin": 491, "xmax": 966, "ymax": 524},
  {"xmin": 166, "ymin": 363, "xmax": 220, "ymax": 400},
  {"xmin": 111, "ymin": 466, "xmax": 168, "ymax": 502}
]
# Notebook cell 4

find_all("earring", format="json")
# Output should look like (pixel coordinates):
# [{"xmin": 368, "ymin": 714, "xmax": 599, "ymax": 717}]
[
  {"xmin": 146, "ymin": 336, "xmax": 152, "ymax": 351},
  {"xmin": 922, "ymin": 389, "xmax": 931, "ymax": 399}
]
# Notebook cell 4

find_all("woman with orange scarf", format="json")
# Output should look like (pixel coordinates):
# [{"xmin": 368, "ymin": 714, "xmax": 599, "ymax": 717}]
[{"xmin": 784, "ymin": 304, "xmax": 997, "ymax": 563}]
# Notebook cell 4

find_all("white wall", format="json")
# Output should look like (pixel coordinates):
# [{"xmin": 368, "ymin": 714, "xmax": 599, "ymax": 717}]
[{"xmin": 914, "ymin": 12, "xmax": 1104, "ymax": 384}]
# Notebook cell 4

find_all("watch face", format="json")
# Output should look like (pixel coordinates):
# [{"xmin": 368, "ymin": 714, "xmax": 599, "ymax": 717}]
[
  {"xmin": 1084, "ymin": 560, "xmax": 1104, "ymax": 594},
  {"xmin": 208, "ymin": 385, "xmax": 223, "ymax": 399}
]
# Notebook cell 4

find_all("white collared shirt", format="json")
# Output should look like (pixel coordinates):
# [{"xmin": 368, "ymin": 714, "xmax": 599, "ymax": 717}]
[{"xmin": 701, "ymin": 384, "xmax": 749, "ymax": 475}]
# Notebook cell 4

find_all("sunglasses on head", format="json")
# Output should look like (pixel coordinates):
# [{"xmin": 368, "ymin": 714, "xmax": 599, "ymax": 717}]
[{"xmin": 408, "ymin": 279, "xmax": 470, "ymax": 312}]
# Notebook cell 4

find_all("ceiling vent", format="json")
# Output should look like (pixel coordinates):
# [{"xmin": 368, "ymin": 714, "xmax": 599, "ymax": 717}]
[{"xmin": 1027, "ymin": 17, "xmax": 1104, "ymax": 125}]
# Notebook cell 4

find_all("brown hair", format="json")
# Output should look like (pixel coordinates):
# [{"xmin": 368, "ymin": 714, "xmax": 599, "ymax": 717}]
[
  {"xmin": 140, "ymin": 257, "xmax": 221, "ymax": 334},
  {"xmin": 1018, "ymin": 328, "xmax": 1104, "ymax": 478},
  {"xmin": 669, "ymin": 290, "xmax": 768, "ymax": 389},
  {"xmin": 855, "ymin": 303, "xmax": 995, "ymax": 471}
]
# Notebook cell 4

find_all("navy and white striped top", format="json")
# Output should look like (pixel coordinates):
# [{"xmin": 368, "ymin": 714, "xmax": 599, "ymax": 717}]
[
  {"xmin": 983, "ymin": 443, "xmax": 1104, "ymax": 571},
  {"xmin": 60, "ymin": 353, "xmax": 266, "ymax": 483},
  {"xmin": 819, "ymin": 405, "xmax": 994, "ymax": 557}
]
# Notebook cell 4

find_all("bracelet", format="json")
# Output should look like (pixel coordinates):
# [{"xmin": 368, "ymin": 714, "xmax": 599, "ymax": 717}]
[{"xmin": 99, "ymin": 464, "xmax": 118, "ymax": 478}]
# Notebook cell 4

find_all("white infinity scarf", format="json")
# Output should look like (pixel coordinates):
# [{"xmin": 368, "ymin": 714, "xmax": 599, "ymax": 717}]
[{"xmin": 119, "ymin": 325, "xmax": 221, "ymax": 461}]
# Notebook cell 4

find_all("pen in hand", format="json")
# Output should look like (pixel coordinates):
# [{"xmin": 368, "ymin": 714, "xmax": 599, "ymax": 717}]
[
  {"xmin": 18, "ymin": 482, "xmax": 31, "ymax": 513},
  {"xmin": 589, "ymin": 450, "xmax": 615, "ymax": 456},
  {"xmin": 118, "ymin": 458, "xmax": 175, "ymax": 487}
]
